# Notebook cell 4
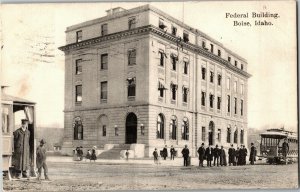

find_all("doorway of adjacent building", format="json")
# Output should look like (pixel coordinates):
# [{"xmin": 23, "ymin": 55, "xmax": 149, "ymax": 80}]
[
  {"xmin": 125, "ymin": 113, "xmax": 137, "ymax": 144},
  {"xmin": 208, "ymin": 121, "xmax": 215, "ymax": 146}
]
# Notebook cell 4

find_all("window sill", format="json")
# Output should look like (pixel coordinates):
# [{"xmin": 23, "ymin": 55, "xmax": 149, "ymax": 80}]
[
  {"xmin": 100, "ymin": 69, "xmax": 108, "ymax": 71},
  {"xmin": 201, "ymin": 106, "xmax": 206, "ymax": 110},
  {"xmin": 128, "ymin": 63, "xmax": 136, "ymax": 66},
  {"xmin": 101, "ymin": 99, "xmax": 107, "ymax": 103},
  {"xmin": 217, "ymin": 109, "xmax": 221, "ymax": 113},
  {"xmin": 158, "ymin": 97, "xmax": 164, "ymax": 102},
  {"xmin": 171, "ymin": 100, "xmax": 176, "ymax": 104},
  {"xmin": 209, "ymin": 108, "xmax": 214, "ymax": 112},
  {"xmin": 128, "ymin": 96, "xmax": 135, "ymax": 101},
  {"xmin": 75, "ymin": 102, "xmax": 82, "ymax": 106},
  {"xmin": 182, "ymin": 102, "xmax": 188, "ymax": 107}
]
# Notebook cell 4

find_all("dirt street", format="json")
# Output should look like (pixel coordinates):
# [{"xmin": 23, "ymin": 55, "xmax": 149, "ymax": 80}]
[{"xmin": 3, "ymin": 160, "xmax": 298, "ymax": 191}]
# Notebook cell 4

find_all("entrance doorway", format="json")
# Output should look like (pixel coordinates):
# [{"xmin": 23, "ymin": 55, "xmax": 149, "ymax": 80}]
[
  {"xmin": 125, "ymin": 113, "xmax": 137, "ymax": 144},
  {"xmin": 208, "ymin": 121, "xmax": 215, "ymax": 146}
]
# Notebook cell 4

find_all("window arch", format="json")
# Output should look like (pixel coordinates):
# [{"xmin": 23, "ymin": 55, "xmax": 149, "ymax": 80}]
[
  {"xmin": 157, "ymin": 114, "xmax": 164, "ymax": 139},
  {"xmin": 170, "ymin": 115, "xmax": 177, "ymax": 140},
  {"xmin": 227, "ymin": 125, "xmax": 231, "ymax": 143},
  {"xmin": 233, "ymin": 127, "xmax": 238, "ymax": 144},
  {"xmin": 240, "ymin": 128, "xmax": 244, "ymax": 144},
  {"xmin": 73, "ymin": 117, "xmax": 83, "ymax": 140},
  {"xmin": 182, "ymin": 117, "xmax": 189, "ymax": 140}
]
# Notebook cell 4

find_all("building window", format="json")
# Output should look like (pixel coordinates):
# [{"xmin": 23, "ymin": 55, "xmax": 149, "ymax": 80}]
[
  {"xmin": 183, "ymin": 32, "xmax": 189, "ymax": 43},
  {"xmin": 241, "ymin": 64, "xmax": 244, "ymax": 70},
  {"xmin": 127, "ymin": 78, "xmax": 136, "ymax": 98},
  {"xmin": 182, "ymin": 87, "xmax": 188, "ymax": 103},
  {"xmin": 227, "ymin": 95, "xmax": 230, "ymax": 112},
  {"xmin": 210, "ymin": 44, "xmax": 214, "ymax": 53},
  {"xmin": 217, "ymin": 74, "xmax": 222, "ymax": 86},
  {"xmin": 234, "ymin": 81, "xmax": 237, "ymax": 92},
  {"xmin": 157, "ymin": 114, "xmax": 164, "ymax": 139},
  {"xmin": 158, "ymin": 81, "xmax": 166, "ymax": 98},
  {"xmin": 209, "ymin": 94, "xmax": 214, "ymax": 108},
  {"xmin": 75, "ymin": 59, "xmax": 82, "ymax": 75},
  {"xmin": 227, "ymin": 126, "xmax": 231, "ymax": 143},
  {"xmin": 240, "ymin": 129, "xmax": 244, "ymax": 144},
  {"xmin": 171, "ymin": 54, "xmax": 178, "ymax": 71},
  {"xmin": 202, "ymin": 67, "xmax": 206, "ymax": 80},
  {"xmin": 234, "ymin": 60, "xmax": 237, "ymax": 67},
  {"xmin": 171, "ymin": 83, "xmax": 177, "ymax": 100},
  {"xmin": 234, "ymin": 97, "xmax": 237, "ymax": 114},
  {"xmin": 217, "ymin": 129, "xmax": 221, "ymax": 142},
  {"xmin": 228, "ymin": 56, "xmax": 231, "ymax": 63},
  {"xmin": 234, "ymin": 128, "xmax": 237, "ymax": 143},
  {"xmin": 210, "ymin": 71, "xmax": 214, "ymax": 83},
  {"xmin": 101, "ymin": 54, "xmax": 108, "ymax": 70},
  {"xmin": 101, "ymin": 24, "xmax": 108, "ymax": 36},
  {"xmin": 128, "ymin": 49, "xmax": 136, "ymax": 65},
  {"xmin": 171, "ymin": 26, "xmax": 177, "ymax": 36},
  {"xmin": 182, "ymin": 118, "xmax": 189, "ymax": 140},
  {"xmin": 76, "ymin": 30, "xmax": 82, "ymax": 42},
  {"xmin": 218, "ymin": 49, "xmax": 221, "ymax": 57},
  {"xmin": 227, "ymin": 77, "xmax": 230, "ymax": 90},
  {"xmin": 217, "ymin": 96, "xmax": 221, "ymax": 110},
  {"xmin": 128, "ymin": 17, "xmax": 136, "ymax": 29},
  {"xmin": 183, "ymin": 60, "xmax": 188, "ymax": 74},
  {"xmin": 202, "ymin": 126, "xmax": 206, "ymax": 141},
  {"xmin": 159, "ymin": 18, "xmax": 167, "ymax": 30},
  {"xmin": 170, "ymin": 115, "xmax": 177, "ymax": 140},
  {"xmin": 241, "ymin": 99, "xmax": 244, "ymax": 116},
  {"xmin": 159, "ymin": 50, "xmax": 165, "ymax": 66},
  {"xmin": 75, "ymin": 85, "xmax": 82, "ymax": 103},
  {"xmin": 201, "ymin": 91, "xmax": 206, "ymax": 106},
  {"xmin": 202, "ymin": 41, "xmax": 206, "ymax": 49},
  {"xmin": 241, "ymin": 84, "xmax": 244, "ymax": 95},
  {"xmin": 102, "ymin": 125, "xmax": 106, "ymax": 136},
  {"xmin": 101, "ymin": 81, "xmax": 107, "ymax": 100},
  {"xmin": 73, "ymin": 117, "xmax": 83, "ymax": 140}
]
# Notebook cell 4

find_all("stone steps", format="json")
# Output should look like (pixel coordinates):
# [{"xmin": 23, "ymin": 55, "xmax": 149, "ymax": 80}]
[{"xmin": 97, "ymin": 144, "xmax": 131, "ymax": 159}]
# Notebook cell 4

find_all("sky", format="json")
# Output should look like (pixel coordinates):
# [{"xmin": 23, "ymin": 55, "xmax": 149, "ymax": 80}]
[{"xmin": 1, "ymin": 1, "xmax": 297, "ymax": 131}]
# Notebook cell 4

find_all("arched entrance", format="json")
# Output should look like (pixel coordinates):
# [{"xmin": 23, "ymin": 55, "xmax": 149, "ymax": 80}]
[
  {"xmin": 208, "ymin": 121, "xmax": 215, "ymax": 146},
  {"xmin": 125, "ymin": 113, "xmax": 137, "ymax": 144}
]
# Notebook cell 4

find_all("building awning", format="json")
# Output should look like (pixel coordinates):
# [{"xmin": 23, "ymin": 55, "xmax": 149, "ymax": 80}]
[{"xmin": 2, "ymin": 93, "xmax": 35, "ymax": 105}]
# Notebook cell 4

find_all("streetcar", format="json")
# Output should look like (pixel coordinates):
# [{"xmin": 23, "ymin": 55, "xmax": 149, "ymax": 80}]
[
  {"xmin": 1, "ymin": 86, "xmax": 37, "ymax": 180},
  {"xmin": 259, "ymin": 128, "xmax": 298, "ymax": 164}
]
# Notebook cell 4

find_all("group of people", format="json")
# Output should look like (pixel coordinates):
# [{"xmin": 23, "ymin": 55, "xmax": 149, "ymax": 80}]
[
  {"xmin": 198, "ymin": 143, "xmax": 257, "ymax": 167},
  {"xmin": 74, "ymin": 146, "xmax": 97, "ymax": 162},
  {"xmin": 159, "ymin": 145, "xmax": 177, "ymax": 160}
]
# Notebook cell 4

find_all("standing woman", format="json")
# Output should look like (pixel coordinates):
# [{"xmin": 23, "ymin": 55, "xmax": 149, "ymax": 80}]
[{"xmin": 91, "ymin": 146, "xmax": 97, "ymax": 162}]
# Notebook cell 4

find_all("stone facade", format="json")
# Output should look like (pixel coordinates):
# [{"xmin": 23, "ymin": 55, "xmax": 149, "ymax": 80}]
[{"xmin": 59, "ymin": 5, "xmax": 251, "ymax": 157}]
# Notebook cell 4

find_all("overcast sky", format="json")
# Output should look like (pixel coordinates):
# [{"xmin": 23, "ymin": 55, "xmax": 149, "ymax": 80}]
[{"xmin": 1, "ymin": 1, "xmax": 297, "ymax": 131}]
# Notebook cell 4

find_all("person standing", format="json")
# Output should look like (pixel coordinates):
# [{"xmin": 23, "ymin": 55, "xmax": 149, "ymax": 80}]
[
  {"xmin": 90, "ymin": 146, "xmax": 97, "ymax": 162},
  {"xmin": 162, "ymin": 145, "xmax": 168, "ymax": 160},
  {"xmin": 228, "ymin": 144, "xmax": 235, "ymax": 166},
  {"xmin": 249, "ymin": 143, "xmax": 256, "ymax": 165},
  {"xmin": 125, "ymin": 149, "xmax": 130, "ymax": 161},
  {"xmin": 213, "ymin": 145, "xmax": 221, "ymax": 166},
  {"xmin": 220, "ymin": 146, "xmax": 227, "ymax": 166},
  {"xmin": 170, "ymin": 145, "xmax": 176, "ymax": 160},
  {"xmin": 235, "ymin": 147, "xmax": 240, "ymax": 166},
  {"xmin": 36, "ymin": 139, "xmax": 50, "ymax": 181},
  {"xmin": 282, "ymin": 139, "xmax": 289, "ymax": 164},
  {"xmin": 12, "ymin": 119, "xmax": 31, "ymax": 179},
  {"xmin": 205, "ymin": 145, "xmax": 213, "ymax": 167},
  {"xmin": 197, "ymin": 143, "xmax": 206, "ymax": 167},
  {"xmin": 181, "ymin": 145, "xmax": 190, "ymax": 167},
  {"xmin": 243, "ymin": 145, "xmax": 248, "ymax": 165},
  {"xmin": 153, "ymin": 148, "xmax": 158, "ymax": 164}
]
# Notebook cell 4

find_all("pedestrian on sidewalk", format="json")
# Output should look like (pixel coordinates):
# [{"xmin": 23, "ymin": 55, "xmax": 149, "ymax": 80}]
[
  {"xmin": 181, "ymin": 145, "xmax": 190, "ymax": 167},
  {"xmin": 213, "ymin": 145, "xmax": 221, "ymax": 166},
  {"xmin": 153, "ymin": 148, "xmax": 159, "ymax": 164},
  {"xmin": 249, "ymin": 143, "xmax": 256, "ymax": 165},
  {"xmin": 36, "ymin": 139, "xmax": 50, "ymax": 181},
  {"xmin": 197, "ymin": 143, "xmax": 205, "ymax": 167},
  {"xmin": 90, "ymin": 146, "xmax": 97, "ymax": 162},
  {"xmin": 85, "ymin": 150, "xmax": 91, "ymax": 162},
  {"xmin": 220, "ymin": 146, "xmax": 227, "ymax": 166},
  {"xmin": 170, "ymin": 145, "xmax": 176, "ymax": 160},
  {"xmin": 228, "ymin": 144, "xmax": 235, "ymax": 166},
  {"xmin": 205, "ymin": 145, "xmax": 213, "ymax": 167},
  {"xmin": 162, "ymin": 145, "xmax": 168, "ymax": 160},
  {"xmin": 125, "ymin": 150, "xmax": 129, "ymax": 161}
]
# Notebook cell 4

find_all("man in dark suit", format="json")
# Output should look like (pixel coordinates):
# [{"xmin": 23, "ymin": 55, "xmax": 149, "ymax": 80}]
[
  {"xmin": 282, "ymin": 139, "xmax": 289, "ymax": 164},
  {"xmin": 181, "ymin": 145, "xmax": 190, "ymax": 166},
  {"xmin": 213, "ymin": 145, "xmax": 221, "ymax": 166},
  {"xmin": 249, "ymin": 143, "xmax": 256, "ymax": 165},
  {"xmin": 162, "ymin": 145, "xmax": 168, "ymax": 160},
  {"xmin": 170, "ymin": 145, "xmax": 176, "ymax": 160},
  {"xmin": 205, "ymin": 145, "xmax": 213, "ymax": 167},
  {"xmin": 228, "ymin": 144, "xmax": 235, "ymax": 166},
  {"xmin": 197, "ymin": 143, "xmax": 206, "ymax": 167}
]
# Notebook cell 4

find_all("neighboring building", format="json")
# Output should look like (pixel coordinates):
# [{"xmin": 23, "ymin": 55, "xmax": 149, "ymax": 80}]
[{"xmin": 59, "ymin": 5, "xmax": 251, "ymax": 157}]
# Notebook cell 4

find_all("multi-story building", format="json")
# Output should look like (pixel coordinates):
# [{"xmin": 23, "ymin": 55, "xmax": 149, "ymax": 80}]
[{"xmin": 59, "ymin": 5, "xmax": 251, "ymax": 157}]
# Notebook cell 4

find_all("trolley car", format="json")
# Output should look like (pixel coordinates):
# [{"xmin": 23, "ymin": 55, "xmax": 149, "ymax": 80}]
[
  {"xmin": 259, "ymin": 128, "xmax": 298, "ymax": 164},
  {"xmin": 1, "ymin": 86, "xmax": 37, "ymax": 179}
]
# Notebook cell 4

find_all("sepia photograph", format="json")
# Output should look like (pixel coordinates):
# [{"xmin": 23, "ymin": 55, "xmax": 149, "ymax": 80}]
[{"xmin": 0, "ymin": 1, "xmax": 298, "ymax": 191}]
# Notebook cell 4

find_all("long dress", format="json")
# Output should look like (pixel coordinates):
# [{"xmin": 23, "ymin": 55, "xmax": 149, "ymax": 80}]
[
  {"xmin": 12, "ymin": 128, "xmax": 30, "ymax": 171},
  {"xmin": 90, "ymin": 149, "xmax": 97, "ymax": 160}
]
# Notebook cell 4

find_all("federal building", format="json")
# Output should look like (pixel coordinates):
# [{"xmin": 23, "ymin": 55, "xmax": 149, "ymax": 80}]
[{"xmin": 59, "ymin": 5, "xmax": 251, "ymax": 157}]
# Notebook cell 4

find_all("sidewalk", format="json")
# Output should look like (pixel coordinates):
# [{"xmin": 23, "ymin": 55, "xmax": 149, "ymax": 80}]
[{"xmin": 47, "ymin": 156, "xmax": 199, "ymax": 166}]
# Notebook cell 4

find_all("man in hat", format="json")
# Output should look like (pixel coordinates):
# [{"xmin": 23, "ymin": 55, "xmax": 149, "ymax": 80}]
[
  {"xmin": 12, "ymin": 119, "xmax": 31, "ymax": 179},
  {"xmin": 153, "ymin": 148, "xmax": 159, "ymax": 164},
  {"xmin": 181, "ymin": 145, "xmax": 190, "ymax": 166},
  {"xmin": 36, "ymin": 139, "xmax": 50, "ymax": 180},
  {"xmin": 282, "ymin": 138, "xmax": 289, "ymax": 164},
  {"xmin": 213, "ymin": 145, "xmax": 221, "ymax": 166},
  {"xmin": 249, "ymin": 142, "xmax": 256, "ymax": 165},
  {"xmin": 170, "ymin": 145, "xmax": 176, "ymax": 160},
  {"xmin": 205, "ymin": 145, "xmax": 213, "ymax": 167},
  {"xmin": 197, "ymin": 143, "xmax": 206, "ymax": 167},
  {"xmin": 228, "ymin": 144, "xmax": 236, "ymax": 166}
]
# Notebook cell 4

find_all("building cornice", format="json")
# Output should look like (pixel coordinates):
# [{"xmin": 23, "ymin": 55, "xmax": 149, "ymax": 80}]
[{"xmin": 58, "ymin": 25, "xmax": 251, "ymax": 78}]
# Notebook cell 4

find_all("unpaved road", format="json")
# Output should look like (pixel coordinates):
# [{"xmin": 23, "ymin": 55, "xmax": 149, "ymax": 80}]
[{"xmin": 3, "ymin": 161, "xmax": 298, "ymax": 191}]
